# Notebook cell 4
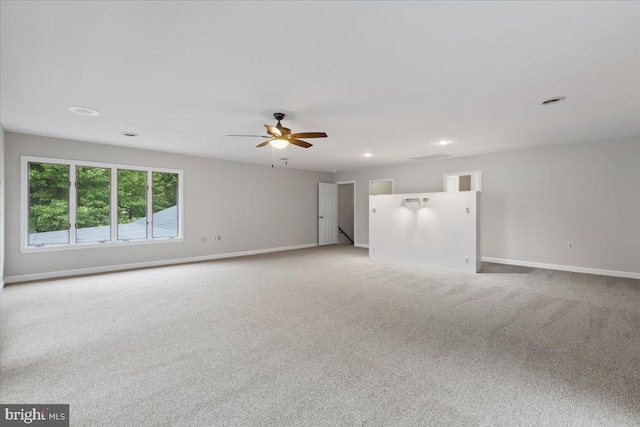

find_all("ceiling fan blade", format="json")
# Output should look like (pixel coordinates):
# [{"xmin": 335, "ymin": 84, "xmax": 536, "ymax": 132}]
[
  {"xmin": 227, "ymin": 134, "xmax": 271, "ymax": 138},
  {"xmin": 289, "ymin": 132, "xmax": 327, "ymax": 139},
  {"xmin": 288, "ymin": 138, "xmax": 313, "ymax": 148},
  {"xmin": 256, "ymin": 139, "xmax": 274, "ymax": 148},
  {"xmin": 264, "ymin": 124, "xmax": 282, "ymax": 137}
]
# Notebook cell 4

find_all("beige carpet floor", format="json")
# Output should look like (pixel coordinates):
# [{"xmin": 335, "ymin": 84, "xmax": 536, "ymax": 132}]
[{"xmin": 1, "ymin": 246, "xmax": 639, "ymax": 426}]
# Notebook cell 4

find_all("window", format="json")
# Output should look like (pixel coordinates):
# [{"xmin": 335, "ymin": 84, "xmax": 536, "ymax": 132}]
[
  {"xmin": 117, "ymin": 169, "xmax": 147, "ymax": 241},
  {"xmin": 77, "ymin": 166, "xmax": 111, "ymax": 243},
  {"xmin": 28, "ymin": 162, "xmax": 70, "ymax": 245},
  {"xmin": 152, "ymin": 172, "xmax": 179, "ymax": 238},
  {"xmin": 21, "ymin": 156, "xmax": 183, "ymax": 252}
]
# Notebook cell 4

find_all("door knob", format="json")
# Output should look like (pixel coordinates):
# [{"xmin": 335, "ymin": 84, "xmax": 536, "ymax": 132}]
[{"xmin": 319, "ymin": 216, "xmax": 324, "ymax": 219}]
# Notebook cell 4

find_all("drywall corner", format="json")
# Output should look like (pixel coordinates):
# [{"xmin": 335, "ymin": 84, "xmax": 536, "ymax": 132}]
[{"xmin": 0, "ymin": 124, "xmax": 5, "ymax": 291}]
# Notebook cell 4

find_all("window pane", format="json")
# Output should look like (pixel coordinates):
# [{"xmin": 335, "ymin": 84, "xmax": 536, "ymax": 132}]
[
  {"xmin": 77, "ymin": 166, "xmax": 111, "ymax": 243},
  {"xmin": 28, "ymin": 162, "xmax": 69, "ymax": 245},
  {"xmin": 152, "ymin": 172, "xmax": 179, "ymax": 238},
  {"xmin": 117, "ymin": 169, "xmax": 147, "ymax": 240}
]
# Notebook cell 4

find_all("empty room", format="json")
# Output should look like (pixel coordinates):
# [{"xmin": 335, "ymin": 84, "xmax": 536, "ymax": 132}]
[{"xmin": 1, "ymin": 1, "xmax": 639, "ymax": 426}]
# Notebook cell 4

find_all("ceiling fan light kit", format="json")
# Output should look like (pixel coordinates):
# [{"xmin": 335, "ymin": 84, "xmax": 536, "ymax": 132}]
[
  {"xmin": 228, "ymin": 112, "xmax": 328, "ymax": 151},
  {"xmin": 270, "ymin": 139, "xmax": 290, "ymax": 149}
]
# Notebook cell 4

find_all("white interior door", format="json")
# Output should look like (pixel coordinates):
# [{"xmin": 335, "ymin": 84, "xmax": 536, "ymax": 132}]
[
  {"xmin": 446, "ymin": 175, "xmax": 459, "ymax": 192},
  {"xmin": 444, "ymin": 171, "xmax": 482, "ymax": 192},
  {"xmin": 319, "ymin": 182, "xmax": 338, "ymax": 246}
]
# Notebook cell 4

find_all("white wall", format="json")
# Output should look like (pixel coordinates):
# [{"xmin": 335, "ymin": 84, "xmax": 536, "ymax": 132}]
[
  {"xmin": 336, "ymin": 138, "xmax": 640, "ymax": 276},
  {"xmin": 4, "ymin": 132, "xmax": 332, "ymax": 280}
]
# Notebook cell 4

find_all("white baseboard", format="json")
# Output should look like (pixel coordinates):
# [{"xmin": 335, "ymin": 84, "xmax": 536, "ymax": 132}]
[
  {"xmin": 6, "ymin": 247, "xmax": 636, "ymax": 285},
  {"xmin": 4, "ymin": 243, "xmax": 318, "ymax": 284},
  {"xmin": 482, "ymin": 257, "xmax": 640, "ymax": 280}
]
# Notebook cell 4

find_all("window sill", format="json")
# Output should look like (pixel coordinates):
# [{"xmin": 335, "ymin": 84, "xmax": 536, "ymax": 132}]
[{"xmin": 20, "ymin": 237, "xmax": 184, "ymax": 254}]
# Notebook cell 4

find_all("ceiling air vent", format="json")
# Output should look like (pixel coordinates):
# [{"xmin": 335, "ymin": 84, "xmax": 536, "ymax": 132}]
[{"xmin": 410, "ymin": 153, "xmax": 452, "ymax": 161}]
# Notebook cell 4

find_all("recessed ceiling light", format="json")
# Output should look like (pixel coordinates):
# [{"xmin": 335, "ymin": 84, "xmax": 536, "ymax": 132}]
[
  {"xmin": 364, "ymin": 153, "xmax": 372, "ymax": 157},
  {"xmin": 539, "ymin": 96, "xmax": 566, "ymax": 105},
  {"xmin": 121, "ymin": 132, "xmax": 139, "ymax": 137},
  {"xmin": 67, "ymin": 106, "xmax": 101, "ymax": 116},
  {"xmin": 437, "ymin": 140, "xmax": 448, "ymax": 146},
  {"xmin": 331, "ymin": 169, "xmax": 336, "ymax": 172}
]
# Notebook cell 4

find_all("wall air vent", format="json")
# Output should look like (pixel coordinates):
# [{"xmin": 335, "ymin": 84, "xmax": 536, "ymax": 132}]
[{"xmin": 410, "ymin": 153, "xmax": 452, "ymax": 161}]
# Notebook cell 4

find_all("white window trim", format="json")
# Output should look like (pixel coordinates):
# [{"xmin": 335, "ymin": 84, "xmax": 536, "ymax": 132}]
[{"xmin": 20, "ymin": 156, "xmax": 184, "ymax": 253}]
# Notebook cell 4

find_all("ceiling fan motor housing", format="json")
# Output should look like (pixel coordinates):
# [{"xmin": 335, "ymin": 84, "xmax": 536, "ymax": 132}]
[{"xmin": 272, "ymin": 113, "xmax": 291, "ymax": 135}]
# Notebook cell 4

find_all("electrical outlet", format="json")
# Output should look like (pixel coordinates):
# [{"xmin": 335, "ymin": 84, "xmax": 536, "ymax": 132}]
[
  {"xmin": 372, "ymin": 208, "xmax": 377, "ymax": 213},
  {"xmin": 201, "ymin": 237, "xmax": 207, "ymax": 242},
  {"xmin": 465, "ymin": 257, "xmax": 469, "ymax": 264},
  {"xmin": 218, "ymin": 235, "xmax": 222, "ymax": 241},
  {"xmin": 567, "ymin": 241, "xmax": 574, "ymax": 249},
  {"xmin": 372, "ymin": 246, "xmax": 376, "ymax": 252}
]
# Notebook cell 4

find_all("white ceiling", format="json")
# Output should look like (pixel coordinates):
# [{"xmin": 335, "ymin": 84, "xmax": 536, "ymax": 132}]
[{"xmin": 1, "ymin": 1, "xmax": 639, "ymax": 172}]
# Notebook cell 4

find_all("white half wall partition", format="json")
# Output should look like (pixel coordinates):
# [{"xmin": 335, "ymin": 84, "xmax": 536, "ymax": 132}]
[
  {"xmin": 335, "ymin": 138, "xmax": 640, "ymax": 278},
  {"xmin": 369, "ymin": 192, "xmax": 481, "ymax": 273}
]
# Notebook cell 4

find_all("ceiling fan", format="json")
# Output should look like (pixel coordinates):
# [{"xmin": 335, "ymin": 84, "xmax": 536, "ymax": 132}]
[{"xmin": 227, "ymin": 113, "xmax": 327, "ymax": 149}]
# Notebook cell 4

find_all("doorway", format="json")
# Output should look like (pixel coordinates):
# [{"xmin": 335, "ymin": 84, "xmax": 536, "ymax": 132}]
[
  {"xmin": 336, "ymin": 181, "xmax": 355, "ymax": 245},
  {"xmin": 369, "ymin": 179, "xmax": 394, "ymax": 195},
  {"xmin": 443, "ymin": 171, "xmax": 482, "ymax": 192}
]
